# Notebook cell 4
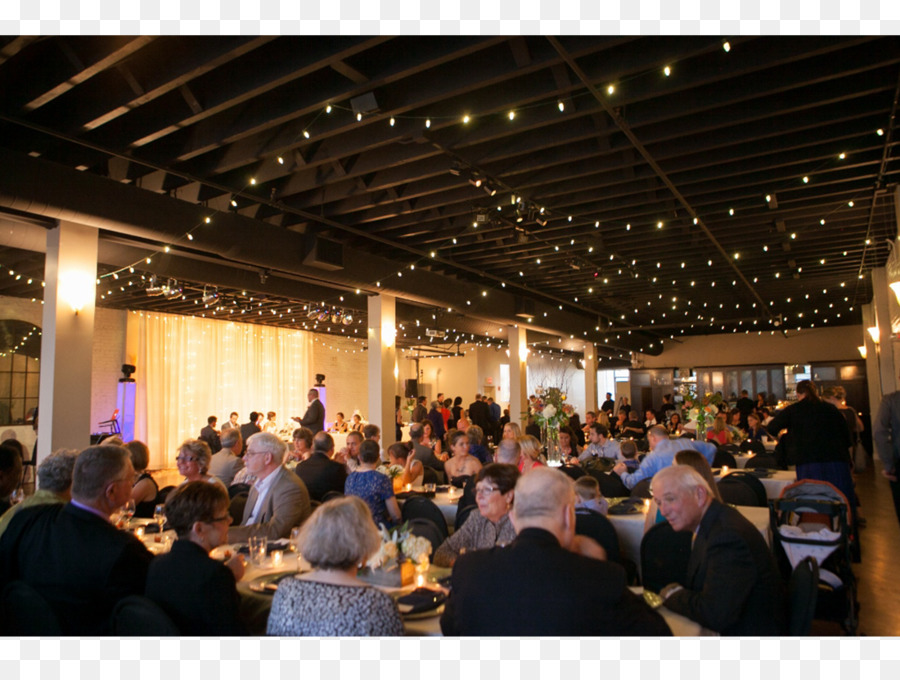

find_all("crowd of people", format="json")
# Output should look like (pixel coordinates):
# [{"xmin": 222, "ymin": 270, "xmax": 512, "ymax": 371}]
[{"xmin": 0, "ymin": 379, "xmax": 877, "ymax": 637}]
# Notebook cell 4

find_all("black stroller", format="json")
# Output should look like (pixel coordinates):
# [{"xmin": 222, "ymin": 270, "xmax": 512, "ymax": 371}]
[{"xmin": 768, "ymin": 479, "xmax": 858, "ymax": 635}]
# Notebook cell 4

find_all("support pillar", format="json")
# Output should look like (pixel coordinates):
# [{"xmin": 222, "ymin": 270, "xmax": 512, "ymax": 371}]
[
  {"xmin": 508, "ymin": 324, "xmax": 529, "ymax": 426},
  {"xmin": 583, "ymin": 343, "xmax": 598, "ymax": 414},
  {"xmin": 368, "ymin": 294, "xmax": 398, "ymax": 448},
  {"xmin": 37, "ymin": 222, "xmax": 98, "ymax": 463},
  {"xmin": 871, "ymin": 267, "xmax": 897, "ymax": 399}
]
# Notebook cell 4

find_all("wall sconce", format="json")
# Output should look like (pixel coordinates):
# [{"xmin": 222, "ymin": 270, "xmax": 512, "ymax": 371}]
[
  {"xmin": 59, "ymin": 271, "xmax": 95, "ymax": 314},
  {"xmin": 867, "ymin": 326, "xmax": 880, "ymax": 344},
  {"xmin": 858, "ymin": 345, "xmax": 867, "ymax": 359},
  {"xmin": 890, "ymin": 281, "xmax": 900, "ymax": 306}
]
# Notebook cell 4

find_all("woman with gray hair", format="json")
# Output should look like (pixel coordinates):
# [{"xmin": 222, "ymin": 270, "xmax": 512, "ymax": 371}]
[
  {"xmin": 176, "ymin": 439, "xmax": 227, "ymax": 491},
  {"xmin": 266, "ymin": 496, "xmax": 403, "ymax": 636},
  {"xmin": 0, "ymin": 449, "xmax": 78, "ymax": 540}
]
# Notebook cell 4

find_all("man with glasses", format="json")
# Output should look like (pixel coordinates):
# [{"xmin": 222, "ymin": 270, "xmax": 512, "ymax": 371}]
[
  {"xmin": 228, "ymin": 432, "xmax": 311, "ymax": 541},
  {"xmin": 0, "ymin": 444, "xmax": 153, "ymax": 635}
]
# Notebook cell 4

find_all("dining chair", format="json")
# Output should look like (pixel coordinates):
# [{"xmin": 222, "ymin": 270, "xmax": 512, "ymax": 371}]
[
  {"xmin": 575, "ymin": 511, "xmax": 621, "ymax": 565},
  {"xmin": 406, "ymin": 517, "xmax": 445, "ymax": 556},
  {"xmin": 401, "ymin": 496, "xmax": 449, "ymax": 540},
  {"xmin": 744, "ymin": 454, "xmax": 779, "ymax": 470},
  {"xmin": 717, "ymin": 472, "xmax": 767, "ymax": 507},
  {"xmin": 111, "ymin": 595, "xmax": 180, "ymax": 635},
  {"xmin": 0, "ymin": 581, "xmax": 62, "ymax": 635},
  {"xmin": 586, "ymin": 469, "xmax": 630, "ymax": 499},
  {"xmin": 712, "ymin": 449, "xmax": 737, "ymax": 468},
  {"xmin": 640, "ymin": 522, "xmax": 693, "ymax": 594},
  {"xmin": 629, "ymin": 478, "xmax": 653, "ymax": 499},
  {"xmin": 455, "ymin": 503, "xmax": 477, "ymax": 532}
]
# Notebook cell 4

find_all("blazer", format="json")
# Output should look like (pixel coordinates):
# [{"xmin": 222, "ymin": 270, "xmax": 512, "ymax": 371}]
[
  {"xmin": 664, "ymin": 500, "xmax": 786, "ymax": 635},
  {"xmin": 440, "ymin": 527, "xmax": 671, "ymax": 636},
  {"xmin": 208, "ymin": 449, "xmax": 244, "ymax": 487},
  {"xmin": 228, "ymin": 466, "xmax": 311, "ymax": 541},
  {"xmin": 239, "ymin": 422, "xmax": 261, "ymax": 453},
  {"xmin": 145, "ymin": 539, "xmax": 246, "ymax": 635},
  {"xmin": 467, "ymin": 400, "xmax": 491, "ymax": 432},
  {"xmin": 298, "ymin": 399, "xmax": 325, "ymax": 433},
  {"xmin": 199, "ymin": 425, "xmax": 222, "ymax": 453},
  {"xmin": 295, "ymin": 451, "xmax": 348, "ymax": 502},
  {"xmin": 0, "ymin": 502, "xmax": 153, "ymax": 635}
]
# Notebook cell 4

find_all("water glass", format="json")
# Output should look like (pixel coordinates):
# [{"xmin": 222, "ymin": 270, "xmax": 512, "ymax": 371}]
[
  {"xmin": 424, "ymin": 483, "xmax": 436, "ymax": 493},
  {"xmin": 153, "ymin": 504, "xmax": 166, "ymax": 532},
  {"xmin": 289, "ymin": 527, "xmax": 301, "ymax": 553},
  {"xmin": 248, "ymin": 535, "xmax": 268, "ymax": 566}
]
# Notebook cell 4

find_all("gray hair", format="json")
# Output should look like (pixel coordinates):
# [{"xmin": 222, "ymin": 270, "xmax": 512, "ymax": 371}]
[
  {"xmin": 37, "ymin": 449, "xmax": 79, "ymax": 493},
  {"xmin": 220, "ymin": 427, "xmax": 242, "ymax": 450},
  {"xmin": 298, "ymin": 496, "xmax": 381, "ymax": 569},
  {"xmin": 513, "ymin": 467, "xmax": 574, "ymax": 521},
  {"xmin": 409, "ymin": 422, "xmax": 424, "ymax": 442},
  {"xmin": 246, "ymin": 431, "xmax": 286, "ymax": 461},
  {"xmin": 71, "ymin": 446, "xmax": 130, "ymax": 501},
  {"xmin": 651, "ymin": 464, "xmax": 713, "ymax": 498},
  {"xmin": 494, "ymin": 439, "xmax": 521, "ymax": 465},
  {"xmin": 178, "ymin": 439, "xmax": 212, "ymax": 474}
]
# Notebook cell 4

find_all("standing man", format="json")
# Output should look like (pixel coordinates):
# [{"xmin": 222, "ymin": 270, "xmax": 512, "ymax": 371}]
[
  {"xmin": 294, "ymin": 388, "xmax": 325, "ymax": 434},
  {"xmin": 468, "ymin": 393, "xmax": 491, "ymax": 433},
  {"xmin": 199, "ymin": 416, "xmax": 222, "ymax": 454},
  {"xmin": 873, "ymin": 386, "xmax": 900, "ymax": 527},
  {"xmin": 735, "ymin": 390, "xmax": 755, "ymax": 429},
  {"xmin": 600, "ymin": 393, "xmax": 616, "ymax": 416},
  {"xmin": 221, "ymin": 412, "xmax": 239, "ymax": 432},
  {"xmin": 239, "ymin": 412, "xmax": 261, "ymax": 454},
  {"xmin": 411, "ymin": 396, "xmax": 427, "ymax": 424}
]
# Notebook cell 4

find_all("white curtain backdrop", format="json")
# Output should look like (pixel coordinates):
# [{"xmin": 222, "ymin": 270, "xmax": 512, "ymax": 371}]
[{"xmin": 132, "ymin": 311, "xmax": 311, "ymax": 468}]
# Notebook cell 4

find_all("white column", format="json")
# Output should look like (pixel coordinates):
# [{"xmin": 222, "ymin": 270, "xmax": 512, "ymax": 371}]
[
  {"xmin": 862, "ymin": 303, "xmax": 883, "ymax": 418},
  {"xmin": 367, "ymin": 294, "xmax": 397, "ymax": 447},
  {"xmin": 583, "ymin": 343, "xmax": 598, "ymax": 414},
  {"xmin": 508, "ymin": 324, "xmax": 529, "ymax": 426},
  {"xmin": 37, "ymin": 222, "xmax": 98, "ymax": 462},
  {"xmin": 871, "ymin": 267, "xmax": 897, "ymax": 397}
]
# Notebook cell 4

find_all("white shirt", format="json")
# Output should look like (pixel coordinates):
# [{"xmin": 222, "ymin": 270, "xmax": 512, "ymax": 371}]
[{"xmin": 245, "ymin": 467, "xmax": 280, "ymax": 525}]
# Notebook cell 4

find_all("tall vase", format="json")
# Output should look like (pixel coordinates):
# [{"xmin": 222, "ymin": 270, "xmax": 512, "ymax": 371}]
[{"xmin": 543, "ymin": 423, "xmax": 562, "ymax": 467}]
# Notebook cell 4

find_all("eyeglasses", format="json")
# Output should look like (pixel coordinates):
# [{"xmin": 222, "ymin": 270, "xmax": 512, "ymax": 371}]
[
  {"xmin": 176, "ymin": 456, "xmax": 198, "ymax": 463},
  {"xmin": 475, "ymin": 484, "xmax": 500, "ymax": 497}
]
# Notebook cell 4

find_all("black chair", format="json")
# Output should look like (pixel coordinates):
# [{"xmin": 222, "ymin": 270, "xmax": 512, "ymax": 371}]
[
  {"xmin": 422, "ymin": 466, "xmax": 443, "ymax": 486},
  {"xmin": 679, "ymin": 431, "xmax": 696, "ymax": 440},
  {"xmin": 455, "ymin": 504, "xmax": 478, "ymax": 532},
  {"xmin": 228, "ymin": 492, "xmax": 249, "ymax": 524},
  {"xmin": 406, "ymin": 517, "xmax": 445, "ymax": 556},
  {"xmin": 744, "ymin": 454, "xmax": 779, "ymax": 470},
  {"xmin": 640, "ymin": 521, "xmax": 693, "ymax": 594},
  {"xmin": 456, "ymin": 476, "xmax": 476, "ymax": 514},
  {"xmin": 156, "ymin": 485, "xmax": 176, "ymax": 505},
  {"xmin": 636, "ymin": 438, "xmax": 650, "ymax": 452},
  {"xmin": 321, "ymin": 490, "xmax": 344, "ymax": 503},
  {"xmin": 587, "ymin": 470, "xmax": 630, "ymax": 498},
  {"xmin": 739, "ymin": 440, "xmax": 767, "ymax": 455},
  {"xmin": 789, "ymin": 556, "xmax": 820, "ymax": 635},
  {"xmin": 717, "ymin": 471, "xmax": 768, "ymax": 507},
  {"xmin": 559, "ymin": 464, "xmax": 585, "ymax": 480},
  {"xmin": 0, "ymin": 581, "xmax": 62, "ymax": 635},
  {"xmin": 401, "ymin": 495, "xmax": 449, "ymax": 540},
  {"xmin": 228, "ymin": 483, "xmax": 251, "ymax": 499},
  {"xmin": 712, "ymin": 449, "xmax": 737, "ymax": 468},
  {"xmin": 111, "ymin": 595, "xmax": 180, "ymax": 635},
  {"xmin": 575, "ymin": 512, "xmax": 621, "ymax": 564},
  {"xmin": 629, "ymin": 478, "xmax": 653, "ymax": 499},
  {"xmin": 719, "ymin": 443, "xmax": 741, "ymax": 456}
]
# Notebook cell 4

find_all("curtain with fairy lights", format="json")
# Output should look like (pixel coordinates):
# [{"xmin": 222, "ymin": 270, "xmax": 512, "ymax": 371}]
[{"xmin": 132, "ymin": 311, "xmax": 312, "ymax": 468}]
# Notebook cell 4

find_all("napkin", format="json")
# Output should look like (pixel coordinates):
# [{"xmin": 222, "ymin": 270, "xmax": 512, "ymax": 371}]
[
  {"xmin": 236, "ymin": 540, "xmax": 290, "ymax": 555},
  {"xmin": 395, "ymin": 588, "xmax": 447, "ymax": 615}
]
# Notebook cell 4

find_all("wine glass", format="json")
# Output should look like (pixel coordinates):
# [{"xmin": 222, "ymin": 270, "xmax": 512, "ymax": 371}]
[
  {"xmin": 121, "ymin": 499, "xmax": 135, "ymax": 525},
  {"xmin": 153, "ymin": 503, "xmax": 166, "ymax": 533}
]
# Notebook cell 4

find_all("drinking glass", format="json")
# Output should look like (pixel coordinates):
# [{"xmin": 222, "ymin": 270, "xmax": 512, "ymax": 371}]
[
  {"xmin": 289, "ymin": 527, "xmax": 301, "ymax": 553},
  {"xmin": 153, "ymin": 504, "xmax": 166, "ymax": 533},
  {"xmin": 121, "ymin": 499, "xmax": 135, "ymax": 525},
  {"xmin": 248, "ymin": 535, "xmax": 268, "ymax": 566}
]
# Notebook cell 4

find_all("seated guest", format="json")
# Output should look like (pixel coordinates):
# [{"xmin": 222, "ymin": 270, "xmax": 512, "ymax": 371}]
[
  {"xmin": 262, "ymin": 411, "xmax": 279, "ymax": 434},
  {"xmin": 349, "ymin": 413, "xmax": 363, "ymax": 432},
  {"xmin": 0, "ymin": 442, "xmax": 24, "ymax": 514},
  {"xmin": 619, "ymin": 439, "xmax": 640, "ymax": 472},
  {"xmin": 517, "ymin": 435, "xmax": 545, "ymax": 474},
  {"xmin": 126, "ymin": 440, "xmax": 159, "ymax": 518},
  {"xmin": 494, "ymin": 439, "xmax": 521, "ymax": 466},
  {"xmin": 362, "ymin": 423, "xmax": 382, "ymax": 461},
  {"xmin": 295, "ymin": 432, "xmax": 348, "ymax": 503},
  {"xmin": 455, "ymin": 415, "xmax": 471, "ymax": 433},
  {"xmin": 613, "ymin": 425, "xmax": 681, "ymax": 490},
  {"xmin": 239, "ymin": 411, "xmax": 261, "ymax": 453},
  {"xmin": 422, "ymin": 419, "xmax": 441, "ymax": 451},
  {"xmin": 386, "ymin": 442, "xmax": 424, "ymax": 488},
  {"xmin": 0, "ymin": 445, "xmax": 153, "ymax": 634},
  {"xmin": 344, "ymin": 441, "xmax": 401, "ymax": 528},
  {"xmin": 0, "ymin": 449, "xmax": 77, "ymax": 541},
  {"xmin": 433, "ymin": 464, "xmax": 518, "ymax": 567},
  {"xmin": 146, "ymin": 481, "xmax": 246, "ymax": 634},
  {"xmin": 283, "ymin": 427, "xmax": 312, "ymax": 471},
  {"xmin": 574, "ymin": 476, "xmax": 608, "ymax": 515},
  {"xmin": 228, "ymin": 433, "xmax": 311, "ymax": 541},
  {"xmin": 558, "ymin": 426, "xmax": 580, "ymax": 461},
  {"xmin": 331, "ymin": 412, "xmax": 350, "ymax": 434},
  {"xmin": 440, "ymin": 467, "xmax": 670, "ymax": 636},
  {"xmin": 409, "ymin": 422, "xmax": 445, "ymax": 478},
  {"xmin": 610, "ymin": 410, "xmax": 628, "ymax": 437},
  {"xmin": 667, "ymin": 412, "xmax": 684, "ymax": 435},
  {"xmin": 445, "ymin": 429, "xmax": 483, "ymax": 481},
  {"xmin": 176, "ymin": 439, "xmax": 227, "ymax": 492},
  {"xmin": 502, "ymin": 422, "xmax": 522, "ymax": 441},
  {"xmin": 199, "ymin": 416, "xmax": 222, "ymax": 453},
  {"xmin": 706, "ymin": 413, "xmax": 734, "ymax": 446},
  {"xmin": 466, "ymin": 425, "xmax": 491, "ymax": 465},
  {"xmin": 209, "ymin": 428, "xmax": 245, "ymax": 486},
  {"xmin": 745, "ymin": 412, "xmax": 769, "ymax": 442},
  {"xmin": 622, "ymin": 410, "xmax": 645, "ymax": 438},
  {"xmin": 266, "ymin": 496, "xmax": 404, "ymax": 636},
  {"xmin": 644, "ymin": 448, "xmax": 722, "ymax": 533},
  {"xmin": 653, "ymin": 465, "xmax": 786, "ymax": 635},
  {"xmin": 335, "ymin": 430, "xmax": 363, "ymax": 472},
  {"xmin": 578, "ymin": 423, "xmax": 620, "ymax": 463},
  {"xmin": 644, "ymin": 409, "xmax": 658, "ymax": 430}
]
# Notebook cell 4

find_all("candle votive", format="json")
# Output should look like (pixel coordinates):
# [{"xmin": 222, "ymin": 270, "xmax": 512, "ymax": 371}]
[
  {"xmin": 133, "ymin": 526, "xmax": 145, "ymax": 539},
  {"xmin": 271, "ymin": 550, "xmax": 284, "ymax": 568},
  {"xmin": 722, "ymin": 465, "xmax": 730, "ymax": 474},
  {"xmin": 405, "ymin": 483, "xmax": 412, "ymax": 492}
]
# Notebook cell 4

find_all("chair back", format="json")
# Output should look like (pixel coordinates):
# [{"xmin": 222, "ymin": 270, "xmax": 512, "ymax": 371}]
[
  {"xmin": 717, "ymin": 471, "xmax": 768, "ymax": 507},
  {"xmin": 559, "ymin": 464, "xmax": 585, "ymax": 480},
  {"xmin": 575, "ymin": 512, "xmax": 621, "ymax": 564},
  {"xmin": 586, "ymin": 469, "xmax": 630, "ymax": 498},
  {"xmin": 401, "ymin": 495, "xmax": 449, "ymax": 540},
  {"xmin": 228, "ymin": 492, "xmax": 249, "ymax": 524},
  {"xmin": 455, "ymin": 504, "xmax": 478, "ymax": 532},
  {"xmin": 629, "ymin": 478, "xmax": 653, "ymax": 499},
  {"xmin": 321, "ymin": 490, "xmax": 344, "ymax": 503},
  {"xmin": 156, "ymin": 485, "xmax": 176, "ymax": 505},
  {"xmin": 640, "ymin": 521, "xmax": 693, "ymax": 594},
  {"xmin": 712, "ymin": 449, "xmax": 737, "ymax": 468},
  {"xmin": 422, "ymin": 466, "xmax": 443, "ymax": 485},
  {"xmin": 228, "ymin": 483, "xmax": 251, "ymax": 499},
  {"xmin": 739, "ymin": 440, "xmax": 767, "ymax": 455},
  {"xmin": 0, "ymin": 581, "xmax": 62, "ymax": 635},
  {"xmin": 789, "ymin": 556, "xmax": 819, "ymax": 635},
  {"xmin": 111, "ymin": 595, "xmax": 180, "ymax": 635},
  {"xmin": 744, "ymin": 454, "xmax": 779, "ymax": 470},
  {"xmin": 406, "ymin": 517, "xmax": 445, "ymax": 556}
]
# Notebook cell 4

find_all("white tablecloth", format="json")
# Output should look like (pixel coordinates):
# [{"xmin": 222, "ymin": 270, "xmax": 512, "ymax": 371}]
[{"xmin": 719, "ymin": 469, "xmax": 795, "ymax": 500}]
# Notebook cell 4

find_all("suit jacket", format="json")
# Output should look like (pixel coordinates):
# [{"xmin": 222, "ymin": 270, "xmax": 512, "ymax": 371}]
[
  {"xmin": 0, "ymin": 502, "xmax": 153, "ymax": 635},
  {"xmin": 468, "ymin": 399, "xmax": 491, "ymax": 431},
  {"xmin": 145, "ymin": 539, "xmax": 245, "ymax": 635},
  {"xmin": 294, "ymin": 451, "xmax": 348, "ymax": 502},
  {"xmin": 229, "ymin": 466, "xmax": 311, "ymax": 541},
  {"xmin": 208, "ymin": 449, "xmax": 245, "ymax": 487},
  {"xmin": 440, "ymin": 528, "xmax": 671, "ymax": 636},
  {"xmin": 298, "ymin": 399, "xmax": 325, "ymax": 433},
  {"xmin": 239, "ymin": 422, "xmax": 261, "ymax": 453},
  {"xmin": 411, "ymin": 404, "xmax": 427, "ymax": 423},
  {"xmin": 413, "ymin": 441, "xmax": 445, "ymax": 475},
  {"xmin": 199, "ymin": 425, "xmax": 222, "ymax": 453},
  {"xmin": 664, "ymin": 500, "xmax": 786, "ymax": 635}
]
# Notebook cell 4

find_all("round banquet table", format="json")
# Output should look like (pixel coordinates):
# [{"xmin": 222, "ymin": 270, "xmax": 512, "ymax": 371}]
[{"xmin": 718, "ymin": 468, "xmax": 796, "ymax": 500}]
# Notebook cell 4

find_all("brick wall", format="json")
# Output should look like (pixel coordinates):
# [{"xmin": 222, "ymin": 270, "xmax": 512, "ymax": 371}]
[
  {"xmin": 90, "ymin": 307, "xmax": 127, "ymax": 433},
  {"xmin": 310, "ymin": 334, "xmax": 370, "ymax": 427}
]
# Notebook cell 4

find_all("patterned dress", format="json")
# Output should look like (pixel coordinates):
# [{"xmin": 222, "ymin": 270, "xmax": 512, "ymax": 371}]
[
  {"xmin": 266, "ymin": 578, "xmax": 404, "ymax": 636},
  {"xmin": 344, "ymin": 469, "xmax": 395, "ymax": 528}
]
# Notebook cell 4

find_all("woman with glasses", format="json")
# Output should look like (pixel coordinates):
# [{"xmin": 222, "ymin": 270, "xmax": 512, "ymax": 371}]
[
  {"xmin": 176, "ymin": 439, "xmax": 227, "ymax": 491},
  {"xmin": 144, "ymin": 481, "xmax": 246, "ymax": 634},
  {"xmin": 432, "ymin": 463, "xmax": 519, "ymax": 567}
]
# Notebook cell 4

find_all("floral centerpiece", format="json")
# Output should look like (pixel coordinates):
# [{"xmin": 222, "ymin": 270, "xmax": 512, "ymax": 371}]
[
  {"xmin": 682, "ymin": 384, "xmax": 723, "ymax": 440},
  {"xmin": 529, "ymin": 386, "xmax": 574, "ymax": 466},
  {"xmin": 358, "ymin": 522, "xmax": 433, "ymax": 587},
  {"xmin": 377, "ymin": 462, "xmax": 406, "ymax": 493}
]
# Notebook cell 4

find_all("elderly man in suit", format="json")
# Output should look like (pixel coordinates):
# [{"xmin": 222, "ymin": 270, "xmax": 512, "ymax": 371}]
[
  {"xmin": 654, "ymin": 464, "xmax": 786, "ymax": 635},
  {"xmin": 440, "ymin": 467, "xmax": 670, "ymax": 636},
  {"xmin": 294, "ymin": 389, "xmax": 325, "ymax": 434},
  {"xmin": 228, "ymin": 432, "xmax": 311, "ymax": 541},
  {"xmin": 294, "ymin": 432, "xmax": 347, "ymax": 502},
  {"xmin": 209, "ymin": 427, "xmax": 244, "ymax": 487},
  {"xmin": 0, "ymin": 445, "xmax": 153, "ymax": 635}
]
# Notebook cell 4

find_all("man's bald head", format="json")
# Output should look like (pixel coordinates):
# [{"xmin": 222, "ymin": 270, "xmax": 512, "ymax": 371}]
[
  {"xmin": 512, "ymin": 467, "xmax": 575, "ymax": 524},
  {"xmin": 494, "ymin": 439, "xmax": 521, "ymax": 465}
]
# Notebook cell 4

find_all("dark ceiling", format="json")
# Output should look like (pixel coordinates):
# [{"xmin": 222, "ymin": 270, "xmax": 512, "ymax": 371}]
[{"xmin": 0, "ymin": 35, "xmax": 897, "ymax": 364}]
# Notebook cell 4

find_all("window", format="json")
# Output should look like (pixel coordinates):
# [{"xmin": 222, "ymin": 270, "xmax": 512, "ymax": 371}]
[{"xmin": 0, "ymin": 320, "xmax": 41, "ymax": 426}]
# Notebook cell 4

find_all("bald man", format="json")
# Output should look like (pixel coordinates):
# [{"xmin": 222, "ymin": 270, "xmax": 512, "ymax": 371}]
[{"xmin": 440, "ymin": 467, "xmax": 670, "ymax": 636}]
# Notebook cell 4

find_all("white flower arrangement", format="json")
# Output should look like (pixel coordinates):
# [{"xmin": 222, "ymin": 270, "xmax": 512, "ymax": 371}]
[{"xmin": 366, "ymin": 523, "xmax": 432, "ymax": 569}]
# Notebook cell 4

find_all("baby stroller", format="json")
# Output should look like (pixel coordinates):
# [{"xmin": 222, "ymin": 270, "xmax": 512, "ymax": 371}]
[{"xmin": 768, "ymin": 479, "xmax": 858, "ymax": 634}]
